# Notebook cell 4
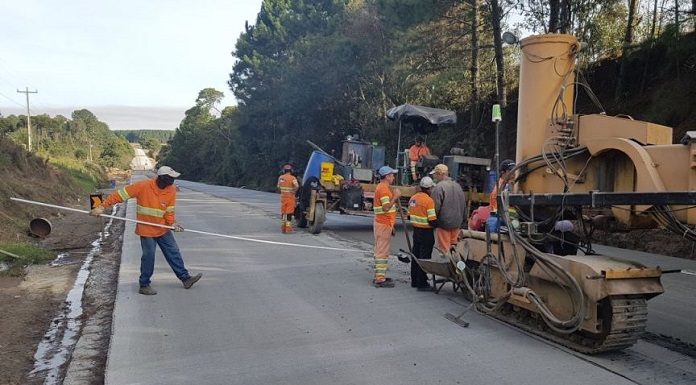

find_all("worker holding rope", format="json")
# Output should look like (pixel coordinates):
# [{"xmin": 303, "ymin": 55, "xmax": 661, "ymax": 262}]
[{"xmin": 90, "ymin": 166, "xmax": 202, "ymax": 295}]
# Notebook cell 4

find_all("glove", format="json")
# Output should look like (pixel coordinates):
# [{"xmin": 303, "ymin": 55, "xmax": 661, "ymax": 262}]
[
  {"xmin": 90, "ymin": 206, "xmax": 104, "ymax": 216},
  {"xmin": 172, "ymin": 223, "xmax": 184, "ymax": 232}
]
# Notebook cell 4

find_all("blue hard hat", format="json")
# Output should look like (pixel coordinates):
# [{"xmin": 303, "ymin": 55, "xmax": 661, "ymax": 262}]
[{"xmin": 377, "ymin": 166, "xmax": 398, "ymax": 177}]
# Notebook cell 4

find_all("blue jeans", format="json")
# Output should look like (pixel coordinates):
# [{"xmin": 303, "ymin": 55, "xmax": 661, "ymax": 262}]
[{"xmin": 139, "ymin": 231, "xmax": 190, "ymax": 287}]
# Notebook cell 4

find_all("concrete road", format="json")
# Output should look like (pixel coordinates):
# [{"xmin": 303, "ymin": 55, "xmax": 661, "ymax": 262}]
[
  {"xmin": 129, "ymin": 148, "xmax": 154, "ymax": 171},
  {"xmin": 106, "ymin": 180, "xmax": 696, "ymax": 385}
]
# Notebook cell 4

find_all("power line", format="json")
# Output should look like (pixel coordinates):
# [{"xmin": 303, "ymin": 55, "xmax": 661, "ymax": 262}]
[
  {"xmin": 0, "ymin": 90, "xmax": 25, "ymax": 108},
  {"xmin": 17, "ymin": 87, "xmax": 38, "ymax": 151}
]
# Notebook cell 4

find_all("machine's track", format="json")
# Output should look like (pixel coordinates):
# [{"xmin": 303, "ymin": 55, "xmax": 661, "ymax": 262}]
[{"xmin": 493, "ymin": 297, "xmax": 648, "ymax": 354}]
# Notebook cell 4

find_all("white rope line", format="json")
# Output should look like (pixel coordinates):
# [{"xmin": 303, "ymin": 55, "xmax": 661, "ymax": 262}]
[{"xmin": 10, "ymin": 197, "xmax": 368, "ymax": 254}]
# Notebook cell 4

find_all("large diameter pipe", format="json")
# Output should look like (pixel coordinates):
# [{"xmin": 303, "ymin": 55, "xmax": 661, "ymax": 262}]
[{"xmin": 516, "ymin": 34, "xmax": 579, "ymax": 191}]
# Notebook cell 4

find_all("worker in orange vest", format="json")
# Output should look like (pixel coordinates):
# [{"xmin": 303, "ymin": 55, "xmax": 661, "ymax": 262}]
[
  {"xmin": 89, "ymin": 166, "xmax": 202, "ymax": 295},
  {"xmin": 277, "ymin": 163, "xmax": 299, "ymax": 233},
  {"xmin": 408, "ymin": 136, "xmax": 431, "ymax": 183},
  {"xmin": 408, "ymin": 176, "xmax": 438, "ymax": 291},
  {"xmin": 373, "ymin": 165, "xmax": 401, "ymax": 287},
  {"xmin": 490, "ymin": 159, "xmax": 515, "ymax": 214}
]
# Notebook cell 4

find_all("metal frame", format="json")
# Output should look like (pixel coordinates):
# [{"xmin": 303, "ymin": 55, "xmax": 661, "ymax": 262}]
[{"xmin": 506, "ymin": 191, "xmax": 696, "ymax": 207}]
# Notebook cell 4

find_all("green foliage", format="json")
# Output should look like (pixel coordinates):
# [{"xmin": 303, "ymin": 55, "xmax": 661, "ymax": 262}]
[
  {"xmin": 117, "ymin": 129, "xmax": 174, "ymax": 144},
  {"xmin": 0, "ymin": 242, "xmax": 54, "ymax": 264},
  {"xmin": 51, "ymin": 160, "xmax": 105, "ymax": 192},
  {"xmin": 0, "ymin": 242, "xmax": 55, "ymax": 276},
  {"xmin": 0, "ymin": 108, "xmax": 133, "ymax": 170},
  {"xmin": 161, "ymin": 1, "xmax": 696, "ymax": 191}
]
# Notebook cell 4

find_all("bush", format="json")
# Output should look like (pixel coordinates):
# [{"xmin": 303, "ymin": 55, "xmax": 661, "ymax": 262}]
[{"xmin": 74, "ymin": 148, "xmax": 88, "ymax": 159}]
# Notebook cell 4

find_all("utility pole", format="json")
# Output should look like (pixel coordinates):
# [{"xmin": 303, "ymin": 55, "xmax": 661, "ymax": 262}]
[{"xmin": 17, "ymin": 87, "xmax": 38, "ymax": 151}]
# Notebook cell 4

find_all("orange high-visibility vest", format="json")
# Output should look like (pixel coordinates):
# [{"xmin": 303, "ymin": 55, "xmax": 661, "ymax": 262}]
[
  {"xmin": 408, "ymin": 144, "xmax": 431, "ymax": 162},
  {"xmin": 373, "ymin": 181, "xmax": 396, "ymax": 227},
  {"xmin": 102, "ymin": 178, "xmax": 176, "ymax": 237},
  {"xmin": 408, "ymin": 192, "xmax": 437, "ymax": 229},
  {"xmin": 277, "ymin": 173, "xmax": 298, "ymax": 214}
]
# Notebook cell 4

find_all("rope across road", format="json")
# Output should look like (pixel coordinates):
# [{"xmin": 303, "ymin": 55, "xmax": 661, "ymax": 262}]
[{"xmin": 10, "ymin": 197, "xmax": 370, "ymax": 254}]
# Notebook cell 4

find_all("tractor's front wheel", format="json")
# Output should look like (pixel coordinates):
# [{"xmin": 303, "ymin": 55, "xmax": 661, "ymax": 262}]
[{"xmin": 308, "ymin": 202, "xmax": 325, "ymax": 234}]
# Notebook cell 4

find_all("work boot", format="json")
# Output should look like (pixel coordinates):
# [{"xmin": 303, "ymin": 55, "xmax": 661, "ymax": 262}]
[
  {"xmin": 281, "ymin": 223, "xmax": 287, "ymax": 233},
  {"xmin": 374, "ymin": 280, "xmax": 395, "ymax": 288},
  {"xmin": 182, "ymin": 273, "xmax": 202, "ymax": 289},
  {"xmin": 139, "ymin": 286, "xmax": 157, "ymax": 295},
  {"xmin": 285, "ymin": 223, "xmax": 294, "ymax": 233}
]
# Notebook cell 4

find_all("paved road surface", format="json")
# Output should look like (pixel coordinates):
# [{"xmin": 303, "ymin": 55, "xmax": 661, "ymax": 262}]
[
  {"xmin": 129, "ymin": 148, "xmax": 154, "ymax": 171},
  {"xmin": 105, "ymin": 178, "xmax": 696, "ymax": 385}
]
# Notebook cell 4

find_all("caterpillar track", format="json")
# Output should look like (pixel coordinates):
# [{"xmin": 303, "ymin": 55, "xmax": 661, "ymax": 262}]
[{"xmin": 493, "ymin": 297, "xmax": 648, "ymax": 354}]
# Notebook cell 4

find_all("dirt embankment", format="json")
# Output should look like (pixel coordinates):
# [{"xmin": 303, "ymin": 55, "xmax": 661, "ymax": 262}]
[{"xmin": 0, "ymin": 137, "xmax": 127, "ymax": 384}]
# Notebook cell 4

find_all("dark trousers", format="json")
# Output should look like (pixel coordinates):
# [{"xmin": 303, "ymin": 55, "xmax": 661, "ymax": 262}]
[
  {"xmin": 139, "ymin": 231, "xmax": 190, "ymax": 287},
  {"xmin": 411, "ymin": 227, "xmax": 434, "ymax": 288}
]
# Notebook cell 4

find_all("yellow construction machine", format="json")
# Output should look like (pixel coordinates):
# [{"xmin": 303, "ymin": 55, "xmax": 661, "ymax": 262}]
[{"xmin": 428, "ymin": 34, "xmax": 695, "ymax": 353}]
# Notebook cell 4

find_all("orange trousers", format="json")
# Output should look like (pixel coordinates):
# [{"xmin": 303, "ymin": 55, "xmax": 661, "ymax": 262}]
[
  {"xmin": 436, "ymin": 228, "xmax": 460, "ymax": 252},
  {"xmin": 373, "ymin": 221, "xmax": 393, "ymax": 283},
  {"xmin": 280, "ymin": 195, "xmax": 295, "ymax": 214}
]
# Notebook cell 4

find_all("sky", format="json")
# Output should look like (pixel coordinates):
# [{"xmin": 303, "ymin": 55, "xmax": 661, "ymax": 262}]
[{"xmin": 0, "ymin": 0, "xmax": 263, "ymax": 130}]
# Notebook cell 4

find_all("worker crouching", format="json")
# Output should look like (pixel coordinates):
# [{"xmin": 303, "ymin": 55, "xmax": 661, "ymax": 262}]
[{"xmin": 277, "ymin": 163, "xmax": 299, "ymax": 233}]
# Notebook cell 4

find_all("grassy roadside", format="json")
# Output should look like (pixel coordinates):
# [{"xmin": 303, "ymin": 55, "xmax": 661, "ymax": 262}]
[
  {"xmin": 0, "ymin": 243, "xmax": 55, "ymax": 276},
  {"xmin": 0, "ymin": 137, "xmax": 109, "ymax": 271}
]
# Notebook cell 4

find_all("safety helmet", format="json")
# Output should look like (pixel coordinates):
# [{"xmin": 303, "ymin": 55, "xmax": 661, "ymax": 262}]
[
  {"xmin": 500, "ymin": 159, "xmax": 515, "ymax": 172},
  {"xmin": 419, "ymin": 176, "xmax": 434, "ymax": 188},
  {"xmin": 282, "ymin": 163, "xmax": 293, "ymax": 172}
]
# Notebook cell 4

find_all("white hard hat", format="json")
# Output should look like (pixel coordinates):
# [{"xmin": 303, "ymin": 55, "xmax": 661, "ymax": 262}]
[
  {"xmin": 157, "ymin": 166, "xmax": 181, "ymax": 178},
  {"xmin": 419, "ymin": 176, "xmax": 434, "ymax": 188}
]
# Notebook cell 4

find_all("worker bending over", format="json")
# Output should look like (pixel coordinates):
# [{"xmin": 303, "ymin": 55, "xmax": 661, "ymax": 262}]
[
  {"xmin": 277, "ymin": 163, "xmax": 299, "ymax": 233},
  {"xmin": 408, "ymin": 136, "xmax": 431, "ymax": 183},
  {"xmin": 408, "ymin": 176, "xmax": 437, "ymax": 291},
  {"xmin": 90, "ymin": 166, "xmax": 202, "ymax": 295},
  {"xmin": 373, "ymin": 165, "xmax": 401, "ymax": 288}
]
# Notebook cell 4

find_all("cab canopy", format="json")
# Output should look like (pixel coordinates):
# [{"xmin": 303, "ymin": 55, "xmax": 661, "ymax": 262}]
[{"xmin": 386, "ymin": 104, "xmax": 457, "ymax": 134}]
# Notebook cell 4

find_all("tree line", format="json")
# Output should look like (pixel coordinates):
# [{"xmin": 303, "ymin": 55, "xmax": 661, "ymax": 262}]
[
  {"xmin": 0, "ymin": 109, "xmax": 133, "ymax": 170},
  {"xmin": 161, "ymin": 0, "xmax": 695, "ymax": 191}
]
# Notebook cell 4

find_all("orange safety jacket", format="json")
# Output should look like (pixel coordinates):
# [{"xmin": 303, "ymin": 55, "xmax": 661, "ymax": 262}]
[
  {"xmin": 408, "ymin": 144, "xmax": 431, "ymax": 162},
  {"xmin": 490, "ymin": 177, "xmax": 507, "ymax": 213},
  {"xmin": 373, "ymin": 181, "xmax": 397, "ymax": 227},
  {"xmin": 408, "ymin": 192, "xmax": 437, "ymax": 229},
  {"xmin": 277, "ymin": 173, "xmax": 299, "ymax": 214},
  {"xmin": 102, "ymin": 178, "xmax": 176, "ymax": 238}
]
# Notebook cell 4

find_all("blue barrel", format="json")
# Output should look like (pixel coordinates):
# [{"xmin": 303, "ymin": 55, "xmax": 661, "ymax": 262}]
[
  {"xmin": 302, "ymin": 151, "xmax": 334, "ymax": 185},
  {"xmin": 485, "ymin": 170, "xmax": 498, "ymax": 193}
]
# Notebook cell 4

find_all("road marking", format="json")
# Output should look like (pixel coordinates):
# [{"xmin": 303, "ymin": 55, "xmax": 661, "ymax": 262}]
[{"xmin": 681, "ymin": 269, "xmax": 696, "ymax": 276}]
